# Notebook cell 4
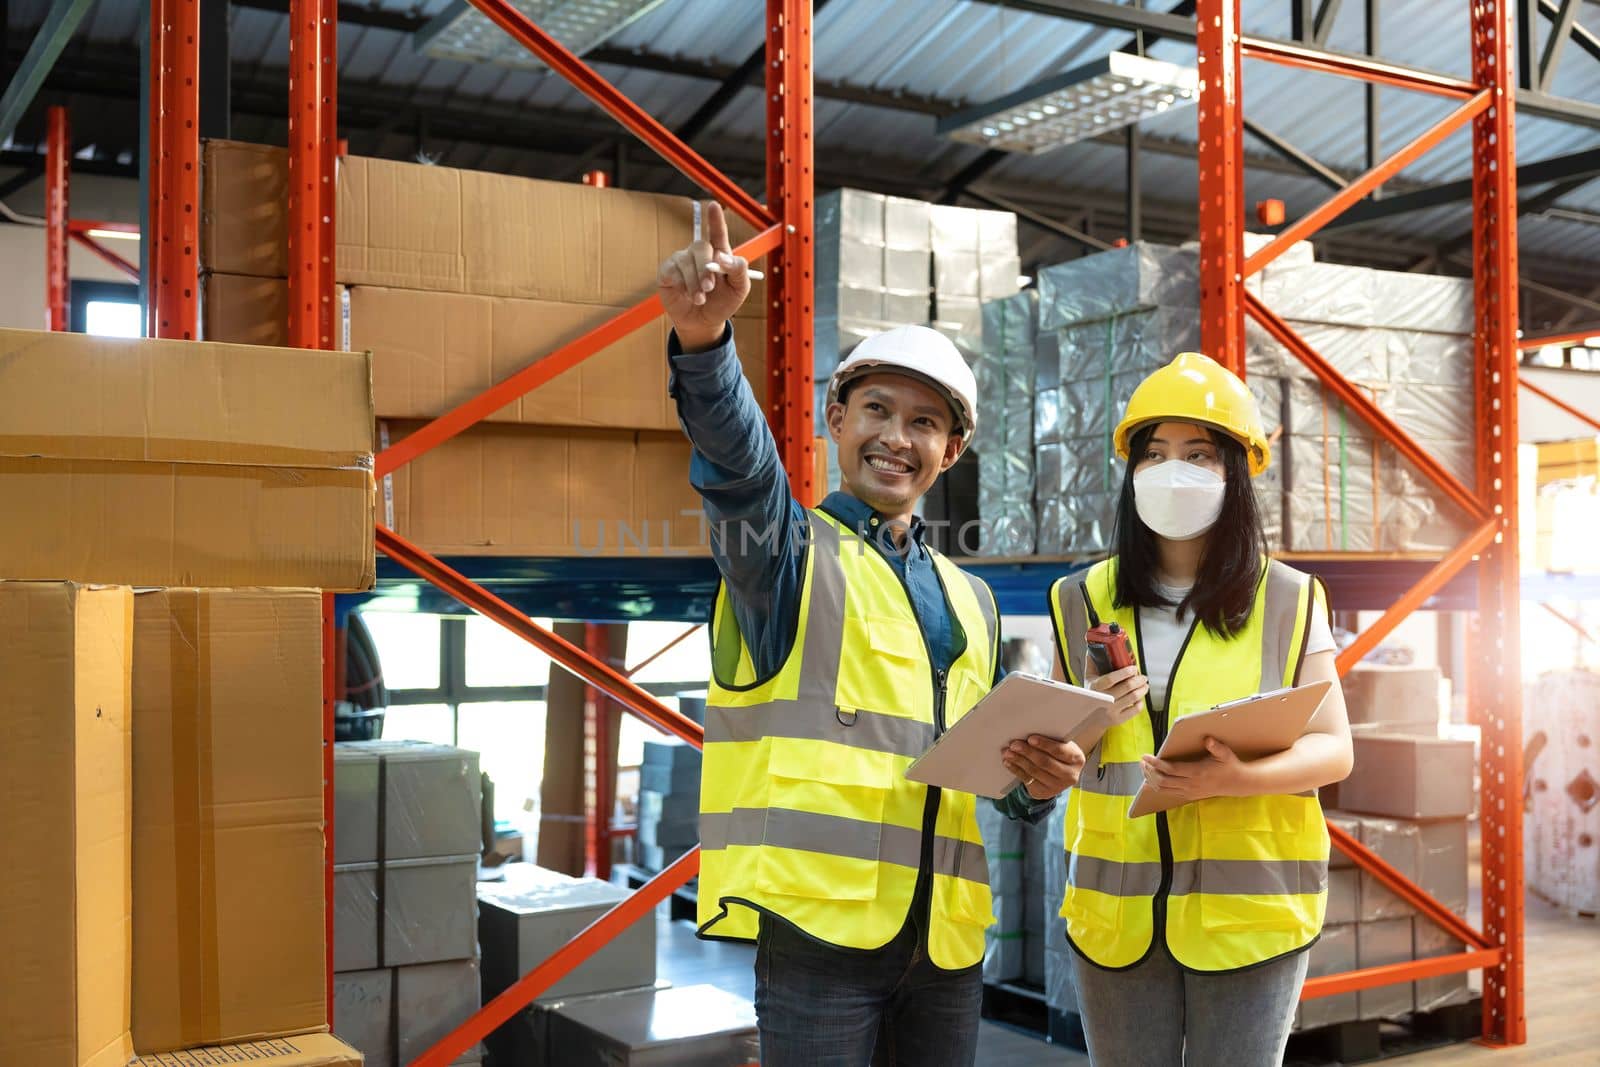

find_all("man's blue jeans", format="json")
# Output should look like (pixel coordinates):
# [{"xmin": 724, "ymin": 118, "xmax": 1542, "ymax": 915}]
[{"xmin": 752, "ymin": 911, "xmax": 983, "ymax": 1066}]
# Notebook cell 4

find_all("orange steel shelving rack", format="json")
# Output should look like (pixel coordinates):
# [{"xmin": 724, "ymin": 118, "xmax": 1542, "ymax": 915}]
[{"xmin": 136, "ymin": 0, "xmax": 1539, "ymax": 1056}]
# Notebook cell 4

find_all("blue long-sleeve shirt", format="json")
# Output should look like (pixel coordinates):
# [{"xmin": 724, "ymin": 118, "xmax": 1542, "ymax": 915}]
[{"xmin": 669, "ymin": 323, "xmax": 1050, "ymax": 824}]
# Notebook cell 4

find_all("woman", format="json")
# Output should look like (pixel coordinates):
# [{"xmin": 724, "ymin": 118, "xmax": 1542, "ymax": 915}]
[{"xmin": 1046, "ymin": 351, "xmax": 1353, "ymax": 1066}]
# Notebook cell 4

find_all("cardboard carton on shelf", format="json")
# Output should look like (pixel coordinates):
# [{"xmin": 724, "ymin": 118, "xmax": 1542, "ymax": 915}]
[
  {"xmin": 200, "ymin": 140, "xmax": 766, "ymax": 313},
  {"xmin": 131, "ymin": 590, "xmax": 327, "ymax": 1052},
  {"xmin": 1340, "ymin": 663, "xmax": 1442, "ymax": 728},
  {"xmin": 379, "ymin": 421, "xmax": 709, "ymax": 558},
  {"xmin": 129, "ymin": 1033, "xmax": 364, "ymax": 1066},
  {"xmin": 1339, "ymin": 733, "xmax": 1476, "ymax": 819},
  {"xmin": 203, "ymin": 274, "xmax": 720, "ymax": 433},
  {"xmin": 1, "ymin": 582, "xmax": 135, "ymax": 1067},
  {"xmin": 0, "ymin": 327, "xmax": 375, "ymax": 590}
]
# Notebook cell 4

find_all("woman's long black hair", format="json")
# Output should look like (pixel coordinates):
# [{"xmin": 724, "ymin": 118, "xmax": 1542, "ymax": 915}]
[{"xmin": 1111, "ymin": 422, "xmax": 1266, "ymax": 638}]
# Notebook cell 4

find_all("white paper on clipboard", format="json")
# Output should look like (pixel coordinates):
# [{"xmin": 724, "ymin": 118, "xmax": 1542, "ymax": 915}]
[
  {"xmin": 904, "ymin": 673, "xmax": 1115, "ymax": 799},
  {"xmin": 1126, "ymin": 679, "xmax": 1334, "ymax": 818}
]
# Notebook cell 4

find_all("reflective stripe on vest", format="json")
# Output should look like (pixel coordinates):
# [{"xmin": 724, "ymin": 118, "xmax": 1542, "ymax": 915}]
[
  {"xmin": 1048, "ymin": 557, "xmax": 1331, "ymax": 973},
  {"xmin": 699, "ymin": 509, "xmax": 1000, "ymax": 969}
]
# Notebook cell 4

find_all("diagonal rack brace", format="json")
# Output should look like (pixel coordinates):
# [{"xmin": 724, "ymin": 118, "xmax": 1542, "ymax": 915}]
[
  {"xmin": 375, "ymin": 225, "xmax": 783, "ymax": 478},
  {"xmin": 375, "ymin": 524, "xmax": 706, "ymax": 747},
  {"xmin": 1245, "ymin": 291, "xmax": 1488, "ymax": 522},
  {"xmin": 410, "ymin": 849, "xmax": 702, "ymax": 1067},
  {"xmin": 460, "ymin": 0, "xmax": 775, "ymax": 231}
]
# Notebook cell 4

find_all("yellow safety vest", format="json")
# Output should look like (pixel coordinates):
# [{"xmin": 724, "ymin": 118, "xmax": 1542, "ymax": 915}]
[
  {"xmin": 698, "ymin": 508, "xmax": 1000, "ymax": 970},
  {"xmin": 1048, "ymin": 557, "xmax": 1330, "ymax": 973}
]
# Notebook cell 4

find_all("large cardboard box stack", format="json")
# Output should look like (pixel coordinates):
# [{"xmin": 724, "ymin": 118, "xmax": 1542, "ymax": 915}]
[
  {"xmin": 0, "ymin": 325, "xmax": 373, "ymax": 1067},
  {"xmin": 1524, "ymin": 668, "xmax": 1600, "ymax": 915},
  {"xmin": 1, "ymin": 583, "xmax": 135, "ymax": 1067},
  {"xmin": 200, "ymin": 140, "xmax": 775, "ymax": 558},
  {"xmin": 332, "ymin": 740, "xmax": 484, "ymax": 1066},
  {"xmin": 0, "ymin": 328, "xmax": 375, "ymax": 589},
  {"xmin": 1292, "ymin": 810, "xmax": 1473, "ymax": 1030},
  {"xmin": 131, "ymin": 590, "xmax": 328, "ymax": 1051},
  {"xmin": 476, "ymin": 863, "xmax": 659, "ymax": 1064}
]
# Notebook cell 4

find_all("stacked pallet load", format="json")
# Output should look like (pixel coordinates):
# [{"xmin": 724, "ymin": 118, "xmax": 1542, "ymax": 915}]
[
  {"xmin": 0, "ymin": 328, "xmax": 374, "ymax": 1067},
  {"xmin": 1002, "ymin": 238, "xmax": 1476, "ymax": 556},
  {"xmin": 1301, "ymin": 662, "xmax": 1477, "ymax": 1033},
  {"xmin": 814, "ymin": 189, "xmax": 1019, "ymax": 503},
  {"xmin": 976, "ymin": 290, "xmax": 1041, "ymax": 555},
  {"xmin": 332, "ymin": 741, "xmax": 486, "ymax": 1065},
  {"xmin": 200, "ymin": 140, "xmax": 769, "ymax": 560},
  {"xmin": 636, "ymin": 734, "xmax": 704, "ymax": 874}
]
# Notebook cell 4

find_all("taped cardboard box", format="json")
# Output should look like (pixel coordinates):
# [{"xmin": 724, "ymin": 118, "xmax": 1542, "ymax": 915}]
[
  {"xmin": 1341, "ymin": 663, "xmax": 1442, "ymax": 728},
  {"xmin": 1341, "ymin": 734, "xmax": 1476, "ymax": 819},
  {"xmin": 0, "ymin": 327, "xmax": 375, "ymax": 590},
  {"xmin": 203, "ymin": 275, "xmax": 686, "ymax": 432},
  {"xmin": 201, "ymin": 140, "xmax": 766, "ymax": 311},
  {"xmin": 380, "ymin": 422, "xmax": 707, "ymax": 557},
  {"xmin": 0, "ymin": 582, "xmax": 134, "ymax": 1067},
  {"xmin": 131, "ymin": 590, "xmax": 326, "ymax": 1052},
  {"xmin": 129, "ymin": 1034, "xmax": 362, "ymax": 1066}
]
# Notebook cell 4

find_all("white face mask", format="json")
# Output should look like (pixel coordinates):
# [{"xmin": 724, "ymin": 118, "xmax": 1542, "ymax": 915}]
[{"xmin": 1133, "ymin": 461, "xmax": 1226, "ymax": 541}]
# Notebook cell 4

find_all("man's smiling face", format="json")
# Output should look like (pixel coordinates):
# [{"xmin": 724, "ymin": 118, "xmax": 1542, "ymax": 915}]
[{"xmin": 827, "ymin": 371, "xmax": 963, "ymax": 523}]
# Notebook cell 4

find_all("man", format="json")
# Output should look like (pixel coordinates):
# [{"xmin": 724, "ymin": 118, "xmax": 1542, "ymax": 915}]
[{"xmin": 658, "ymin": 202, "xmax": 1085, "ymax": 1066}]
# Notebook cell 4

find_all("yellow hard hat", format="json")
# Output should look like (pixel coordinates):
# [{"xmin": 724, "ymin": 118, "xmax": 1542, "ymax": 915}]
[{"xmin": 1113, "ymin": 352, "xmax": 1272, "ymax": 476}]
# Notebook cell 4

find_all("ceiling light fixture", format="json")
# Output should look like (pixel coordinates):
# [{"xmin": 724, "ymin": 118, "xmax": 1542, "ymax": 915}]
[
  {"xmin": 937, "ymin": 52, "xmax": 1200, "ymax": 155},
  {"xmin": 416, "ymin": 0, "xmax": 668, "ymax": 71}
]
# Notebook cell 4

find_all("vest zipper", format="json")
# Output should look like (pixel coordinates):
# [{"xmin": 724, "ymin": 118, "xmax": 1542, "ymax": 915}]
[
  {"xmin": 1134, "ymin": 608, "xmax": 1200, "ymax": 961},
  {"xmin": 876, "ymin": 531, "xmax": 950, "ymax": 940}
]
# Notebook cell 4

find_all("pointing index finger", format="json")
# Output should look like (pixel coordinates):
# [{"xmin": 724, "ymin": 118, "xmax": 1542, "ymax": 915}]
[{"xmin": 704, "ymin": 200, "xmax": 733, "ymax": 256}]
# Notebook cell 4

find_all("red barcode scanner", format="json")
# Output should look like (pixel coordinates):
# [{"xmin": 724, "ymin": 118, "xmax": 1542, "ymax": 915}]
[{"xmin": 1086, "ymin": 622, "xmax": 1135, "ymax": 677}]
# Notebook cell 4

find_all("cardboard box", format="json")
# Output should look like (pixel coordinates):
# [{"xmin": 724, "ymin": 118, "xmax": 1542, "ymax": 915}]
[
  {"xmin": 1295, "ymin": 923, "xmax": 1357, "ymax": 1031},
  {"xmin": 1357, "ymin": 816, "xmax": 1421, "ymax": 922},
  {"xmin": 131, "ymin": 590, "xmax": 326, "ymax": 1052},
  {"xmin": 1341, "ymin": 664, "xmax": 1442, "ymax": 728},
  {"xmin": 130, "ymin": 1034, "xmax": 363, "ymax": 1066},
  {"xmin": 203, "ymin": 276, "xmax": 683, "ymax": 432},
  {"xmin": 478, "ymin": 865, "xmax": 656, "ymax": 1003},
  {"xmin": 395, "ymin": 959, "xmax": 484, "ymax": 1065},
  {"xmin": 536, "ymin": 985, "xmax": 759, "ymax": 1067},
  {"xmin": 380, "ymin": 422, "xmax": 706, "ymax": 557},
  {"xmin": 333, "ymin": 969, "xmax": 393, "ymax": 1066},
  {"xmin": 0, "ymin": 328, "xmax": 375, "ymax": 590},
  {"xmin": 1413, "ymin": 918, "xmax": 1473, "ymax": 1012},
  {"xmin": 0, "ymin": 582, "xmax": 134, "ymax": 1067},
  {"xmin": 334, "ymin": 740, "xmax": 481, "ymax": 864},
  {"xmin": 333, "ymin": 864, "xmax": 381, "ymax": 972},
  {"xmin": 1356, "ymin": 918, "xmax": 1416, "ymax": 1020},
  {"xmin": 1341, "ymin": 734, "xmax": 1476, "ymax": 819},
  {"xmin": 202, "ymin": 140, "xmax": 766, "ymax": 311},
  {"xmin": 1416, "ymin": 818, "xmax": 1470, "ymax": 915}
]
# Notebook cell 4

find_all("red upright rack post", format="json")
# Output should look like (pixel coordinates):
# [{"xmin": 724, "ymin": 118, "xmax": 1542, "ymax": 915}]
[
  {"xmin": 146, "ymin": 0, "xmax": 200, "ymax": 339},
  {"xmin": 1470, "ymin": 0, "xmax": 1526, "ymax": 1046},
  {"xmin": 1195, "ymin": 0, "xmax": 1246, "ymax": 376},
  {"xmin": 766, "ymin": 0, "xmax": 817, "ymax": 505},
  {"xmin": 285, "ymin": 0, "xmax": 340, "ymax": 1024},
  {"xmin": 45, "ymin": 105, "xmax": 69, "ymax": 331},
  {"xmin": 1195, "ymin": 0, "xmax": 1524, "ymax": 1040}
]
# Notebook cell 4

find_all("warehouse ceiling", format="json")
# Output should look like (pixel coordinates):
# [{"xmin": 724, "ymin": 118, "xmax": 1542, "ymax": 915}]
[{"xmin": 4, "ymin": 0, "xmax": 1600, "ymax": 332}]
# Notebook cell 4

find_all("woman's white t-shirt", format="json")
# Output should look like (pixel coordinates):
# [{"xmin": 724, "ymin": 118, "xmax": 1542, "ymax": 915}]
[{"xmin": 1138, "ymin": 579, "xmax": 1336, "ymax": 711}]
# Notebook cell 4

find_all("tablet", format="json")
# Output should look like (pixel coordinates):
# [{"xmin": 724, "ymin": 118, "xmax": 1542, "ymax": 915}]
[
  {"xmin": 1126, "ymin": 679, "xmax": 1335, "ymax": 818},
  {"xmin": 904, "ymin": 672, "xmax": 1115, "ymax": 799}
]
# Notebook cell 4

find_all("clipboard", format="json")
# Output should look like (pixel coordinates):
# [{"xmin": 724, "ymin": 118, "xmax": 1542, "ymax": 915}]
[
  {"xmin": 1127, "ymin": 679, "xmax": 1334, "ymax": 818},
  {"xmin": 904, "ymin": 672, "xmax": 1115, "ymax": 799}
]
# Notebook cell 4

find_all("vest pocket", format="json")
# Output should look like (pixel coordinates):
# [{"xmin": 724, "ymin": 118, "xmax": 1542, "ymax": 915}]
[
  {"xmin": 1065, "ymin": 794, "xmax": 1128, "ymax": 930},
  {"xmin": 757, "ymin": 737, "xmax": 893, "ymax": 902},
  {"xmin": 1195, "ymin": 795, "xmax": 1314, "ymax": 932}
]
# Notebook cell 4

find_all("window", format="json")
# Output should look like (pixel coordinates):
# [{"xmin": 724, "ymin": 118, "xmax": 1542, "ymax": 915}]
[
  {"xmin": 465, "ymin": 614, "xmax": 553, "ymax": 688},
  {"xmin": 70, "ymin": 280, "xmax": 140, "ymax": 337},
  {"xmin": 362, "ymin": 612, "xmax": 443, "ymax": 691}
]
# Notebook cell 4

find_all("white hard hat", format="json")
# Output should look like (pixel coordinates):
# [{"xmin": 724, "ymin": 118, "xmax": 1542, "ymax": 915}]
[{"xmin": 825, "ymin": 325, "xmax": 978, "ymax": 440}]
